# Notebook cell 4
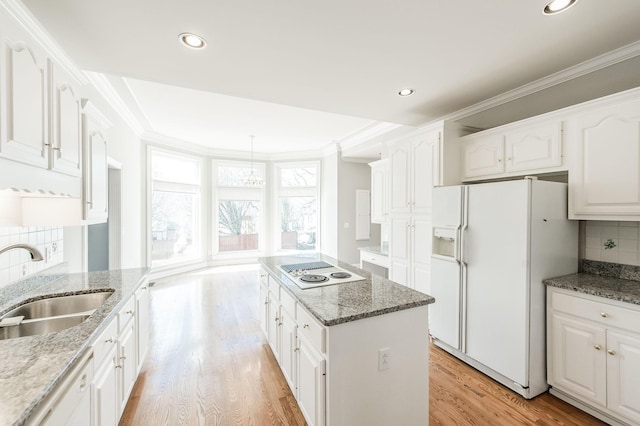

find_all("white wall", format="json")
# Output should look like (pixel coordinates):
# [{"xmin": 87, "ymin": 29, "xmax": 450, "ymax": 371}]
[{"xmin": 321, "ymin": 153, "xmax": 339, "ymax": 259}]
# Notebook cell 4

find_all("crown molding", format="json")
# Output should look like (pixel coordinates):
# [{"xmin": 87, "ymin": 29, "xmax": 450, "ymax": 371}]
[
  {"xmin": 83, "ymin": 72, "xmax": 145, "ymax": 135},
  {"xmin": 337, "ymin": 121, "xmax": 407, "ymax": 152},
  {"xmin": 0, "ymin": 0, "xmax": 88, "ymax": 85},
  {"xmin": 82, "ymin": 99, "xmax": 113, "ymax": 129},
  {"xmin": 445, "ymin": 39, "xmax": 640, "ymax": 123}
]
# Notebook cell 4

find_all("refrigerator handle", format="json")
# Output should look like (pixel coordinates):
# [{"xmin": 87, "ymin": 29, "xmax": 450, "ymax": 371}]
[
  {"xmin": 460, "ymin": 186, "xmax": 469, "ymax": 263},
  {"xmin": 460, "ymin": 260, "xmax": 468, "ymax": 353}
]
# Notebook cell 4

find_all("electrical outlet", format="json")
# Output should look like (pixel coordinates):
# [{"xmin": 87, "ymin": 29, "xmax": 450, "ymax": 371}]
[{"xmin": 378, "ymin": 347, "xmax": 390, "ymax": 371}]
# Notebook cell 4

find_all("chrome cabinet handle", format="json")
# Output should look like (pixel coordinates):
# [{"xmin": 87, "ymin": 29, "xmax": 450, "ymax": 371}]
[
  {"xmin": 105, "ymin": 337, "xmax": 114, "ymax": 344},
  {"xmin": 594, "ymin": 344, "xmax": 601, "ymax": 350},
  {"xmin": 607, "ymin": 349, "xmax": 616, "ymax": 356},
  {"xmin": 600, "ymin": 312, "xmax": 608, "ymax": 318}
]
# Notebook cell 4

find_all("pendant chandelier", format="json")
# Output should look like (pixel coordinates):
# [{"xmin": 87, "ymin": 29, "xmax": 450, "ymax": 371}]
[{"xmin": 244, "ymin": 135, "xmax": 264, "ymax": 187}]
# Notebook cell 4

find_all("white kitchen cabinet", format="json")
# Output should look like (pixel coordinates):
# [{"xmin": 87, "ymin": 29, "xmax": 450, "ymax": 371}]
[
  {"xmin": 462, "ymin": 120, "xmax": 563, "ymax": 180},
  {"xmin": 279, "ymin": 306, "xmax": 297, "ymax": 394},
  {"xmin": 296, "ymin": 332, "xmax": 326, "ymax": 426},
  {"xmin": 93, "ymin": 343, "xmax": 118, "ymax": 426},
  {"xmin": 1, "ymin": 18, "xmax": 49, "ymax": 169},
  {"xmin": 389, "ymin": 215, "xmax": 431, "ymax": 291},
  {"xmin": 50, "ymin": 60, "xmax": 82, "ymax": 176},
  {"xmin": 135, "ymin": 282, "xmax": 150, "ymax": 373},
  {"xmin": 548, "ymin": 287, "xmax": 640, "ymax": 425},
  {"xmin": 82, "ymin": 100, "xmax": 110, "ymax": 223},
  {"xmin": 369, "ymin": 159, "xmax": 388, "ymax": 223},
  {"xmin": 36, "ymin": 353, "xmax": 93, "ymax": 426},
  {"xmin": 267, "ymin": 282, "xmax": 280, "ymax": 360},
  {"xmin": 569, "ymin": 97, "xmax": 640, "ymax": 220},
  {"xmin": 118, "ymin": 320, "xmax": 137, "ymax": 414},
  {"xmin": 389, "ymin": 130, "xmax": 440, "ymax": 216}
]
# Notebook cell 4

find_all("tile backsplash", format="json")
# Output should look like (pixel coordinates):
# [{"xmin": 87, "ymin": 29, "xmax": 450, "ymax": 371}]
[
  {"xmin": 0, "ymin": 226, "xmax": 64, "ymax": 288},
  {"xmin": 584, "ymin": 221, "xmax": 640, "ymax": 266}
]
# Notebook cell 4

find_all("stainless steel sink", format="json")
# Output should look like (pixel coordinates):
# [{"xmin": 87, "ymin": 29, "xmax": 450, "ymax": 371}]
[
  {"xmin": 2, "ymin": 291, "xmax": 113, "ymax": 319},
  {"xmin": 0, "ymin": 290, "xmax": 114, "ymax": 340},
  {"xmin": 0, "ymin": 314, "xmax": 91, "ymax": 340}
]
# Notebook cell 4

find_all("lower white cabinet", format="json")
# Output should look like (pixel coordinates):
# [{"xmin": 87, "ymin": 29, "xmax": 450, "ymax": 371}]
[
  {"xmin": 548, "ymin": 287, "xmax": 640, "ymax": 425},
  {"xmin": 93, "ymin": 342, "xmax": 118, "ymax": 426},
  {"xmin": 279, "ymin": 306, "xmax": 297, "ymax": 393},
  {"xmin": 297, "ymin": 332, "xmax": 326, "ymax": 426},
  {"xmin": 135, "ymin": 283, "xmax": 150, "ymax": 373},
  {"xmin": 34, "ymin": 353, "xmax": 94, "ymax": 426}
]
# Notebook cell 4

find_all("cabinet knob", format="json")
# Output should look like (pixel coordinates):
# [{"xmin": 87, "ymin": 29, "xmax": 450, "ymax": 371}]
[
  {"xmin": 79, "ymin": 374, "xmax": 88, "ymax": 392},
  {"xmin": 120, "ymin": 355, "xmax": 127, "ymax": 360},
  {"xmin": 126, "ymin": 310, "xmax": 134, "ymax": 315},
  {"xmin": 600, "ymin": 312, "xmax": 608, "ymax": 318},
  {"xmin": 497, "ymin": 158, "xmax": 502, "ymax": 163},
  {"xmin": 274, "ymin": 316, "xmax": 280, "ymax": 322},
  {"xmin": 278, "ymin": 322, "xmax": 283, "ymax": 326},
  {"xmin": 105, "ymin": 337, "xmax": 114, "ymax": 344},
  {"xmin": 294, "ymin": 347, "xmax": 300, "ymax": 352},
  {"xmin": 303, "ymin": 324, "xmax": 310, "ymax": 329},
  {"xmin": 607, "ymin": 349, "xmax": 616, "ymax": 356},
  {"xmin": 115, "ymin": 364, "xmax": 122, "ymax": 369},
  {"xmin": 594, "ymin": 344, "xmax": 601, "ymax": 350}
]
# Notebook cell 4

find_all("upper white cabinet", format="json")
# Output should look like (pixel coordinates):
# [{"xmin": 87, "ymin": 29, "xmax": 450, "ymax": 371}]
[
  {"xmin": 389, "ymin": 129, "xmax": 440, "ymax": 216},
  {"xmin": 569, "ymin": 96, "xmax": 640, "ymax": 220},
  {"xmin": 50, "ymin": 61, "xmax": 82, "ymax": 176},
  {"xmin": 82, "ymin": 100, "xmax": 110, "ymax": 223},
  {"xmin": 1, "ymin": 19, "xmax": 49, "ymax": 168},
  {"xmin": 462, "ymin": 120, "xmax": 564, "ymax": 180},
  {"xmin": 369, "ymin": 159, "xmax": 388, "ymax": 223}
]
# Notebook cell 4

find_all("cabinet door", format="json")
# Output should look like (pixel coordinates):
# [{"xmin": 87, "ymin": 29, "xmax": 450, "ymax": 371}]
[
  {"xmin": 411, "ymin": 216, "xmax": 432, "ymax": 294},
  {"xmin": 135, "ymin": 283, "xmax": 150, "ymax": 373},
  {"xmin": 389, "ymin": 216, "xmax": 410, "ymax": 286},
  {"xmin": 389, "ymin": 143, "xmax": 411, "ymax": 214},
  {"xmin": 571, "ymin": 99, "xmax": 640, "ymax": 218},
  {"xmin": 297, "ymin": 334, "xmax": 326, "ymax": 426},
  {"xmin": 259, "ymin": 284, "xmax": 269, "ymax": 336},
  {"xmin": 549, "ymin": 312, "xmax": 607, "ymax": 406},
  {"xmin": 370, "ymin": 160, "xmax": 387, "ymax": 224},
  {"xmin": 462, "ymin": 135, "xmax": 505, "ymax": 178},
  {"xmin": 50, "ymin": 61, "xmax": 82, "ymax": 176},
  {"xmin": 606, "ymin": 330, "xmax": 640, "ymax": 424},
  {"xmin": 267, "ymin": 298, "xmax": 280, "ymax": 360},
  {"xmin": 84, "ymin": 116, "xmax": 108, "ymax": 221},
  {"xmin": 505, "ymin": 121, "xmax": 562, "ymax": 172},
  {"xmin": 2, "ymin": 24, "xmax": 48, "ymax": 168},
  {"xmin": 411, "ymin": 131, "xmax": 440, "ymax": 215},
  {"xmin": 279, "ymin": 308, "xmax": 297, "ymax": 394},
  {"xmin": 119, "ymin": 322, "xmax": 137, "ymax": 414},
  {"xmin": 93, "ymin": 346, "xmax": 118, "ymax": 426}
]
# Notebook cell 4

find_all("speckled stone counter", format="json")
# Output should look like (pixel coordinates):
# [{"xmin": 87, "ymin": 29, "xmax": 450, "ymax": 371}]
[
  {"xmin": 544, "ymin": 273, "xmax": 640, "ymax": 306},
  {"xmin": 0, "ymin": 268, "xmax": 148, "ymax": 426},
  {"xmin": 258, "ymin": 253, "xmax": 434, "ymax": 327}
]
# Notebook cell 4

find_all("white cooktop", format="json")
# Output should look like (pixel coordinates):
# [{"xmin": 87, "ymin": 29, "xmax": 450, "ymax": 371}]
[{"xmin": 278, "ymin": 261, "xmax": 366, "ymax": 289}]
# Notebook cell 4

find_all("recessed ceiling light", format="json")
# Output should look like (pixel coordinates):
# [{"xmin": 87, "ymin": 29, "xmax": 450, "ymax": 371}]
[
  {"xmin": 543, "ymin": 0, "xmax": 579, "ymax": 15},
  {"xmin": 398, "ymin": 88, "xmax": 415, "ymax": 97},
  {"xmin": 179, "ymin": 32, "xmax": 207, "ymax": 49}
]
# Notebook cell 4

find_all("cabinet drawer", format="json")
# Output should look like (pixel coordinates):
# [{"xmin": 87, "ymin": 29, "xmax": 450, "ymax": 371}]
[
  {"xmin": 551, "ymin": 290, "xmax": 640, "ymax": 333},
  {"xmin": 92, "ymin": 317, "xmax": 118, "ymax": 367},
  {"xmin": 280, "ymin": 288, "xmax": 296, "ymax": 317},
  {"xmin": 360, "ymin": 250, "xmax": 389, "ymax": 268},
  {"xmin": 296, "ymin": 305, "xmax": 325, "ymax": 353},
  {"xmin": 118, "ymin": 296, "xmax": 136, "ymax": 333}
]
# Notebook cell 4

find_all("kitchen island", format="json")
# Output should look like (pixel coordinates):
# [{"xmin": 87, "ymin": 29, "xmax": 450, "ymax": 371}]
[
  {"xmin": 258, "ymin": 253, "xmax": 434, "ymax": 426},
  {"xmin": 0, "ymin": 268, "xmax": 149, "ymax": 426}
]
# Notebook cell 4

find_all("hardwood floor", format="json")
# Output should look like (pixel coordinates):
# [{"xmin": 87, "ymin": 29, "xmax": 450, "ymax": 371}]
[{"xmin": 120, "ymin": 266, "xmax": 605, "ymax": 426}]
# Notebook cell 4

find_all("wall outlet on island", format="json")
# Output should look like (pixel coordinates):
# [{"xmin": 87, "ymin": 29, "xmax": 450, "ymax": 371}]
[{"xmin": 378, "ymin": 347, "xmax": 391, "ymax": 371}]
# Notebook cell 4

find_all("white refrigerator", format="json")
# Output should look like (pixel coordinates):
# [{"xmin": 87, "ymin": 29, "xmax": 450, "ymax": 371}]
[{"xmin": 430, "ymin": 178, "xmax": 578, "ymax": 399}]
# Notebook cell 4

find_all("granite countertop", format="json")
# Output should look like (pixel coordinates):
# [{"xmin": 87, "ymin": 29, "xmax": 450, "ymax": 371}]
[
  {"xmin": 0, "ymin": 268, "xmax": 148, "ymax": 426},
  {"xmin": 258, "ymin": 253, "xmax": 434, "ymax": 327},
  {"xmin": 544, "ymin": 273, "xmax": 640, "ymax": 306},
  {"xmin": 358, "ymin": 246, "xmax": 389, "ymax": 256}
]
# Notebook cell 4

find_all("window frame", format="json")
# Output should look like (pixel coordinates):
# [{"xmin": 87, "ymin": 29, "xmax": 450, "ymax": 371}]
[
  {"xmin": 212, "ymin": 159, "xmax": 267, "ymax": 257},
  {"xmin": 273, "ymin": 161, "xmax": 321, "ymax": 253}
]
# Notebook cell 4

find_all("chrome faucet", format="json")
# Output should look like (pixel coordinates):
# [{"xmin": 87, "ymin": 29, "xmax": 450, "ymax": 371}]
[{"xmin": 0, "ymin": 244, "xmax": 44, "ymax": 261}]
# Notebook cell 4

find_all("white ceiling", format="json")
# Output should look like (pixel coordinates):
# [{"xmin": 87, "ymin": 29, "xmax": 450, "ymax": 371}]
[{"xmin": 19, "ymin": 0, "xmax": 640, "ymax": 155}]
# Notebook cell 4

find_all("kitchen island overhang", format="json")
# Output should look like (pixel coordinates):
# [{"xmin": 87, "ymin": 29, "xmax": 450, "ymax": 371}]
[{"xmin": 258, "ymin": 253, "xmax": 434, "ymax": 426}]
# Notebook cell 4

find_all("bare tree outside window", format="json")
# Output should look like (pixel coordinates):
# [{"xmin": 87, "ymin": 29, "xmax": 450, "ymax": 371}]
[{"xmin": 218, "ymin": 200, "xmax": 260, "ymax": 251}]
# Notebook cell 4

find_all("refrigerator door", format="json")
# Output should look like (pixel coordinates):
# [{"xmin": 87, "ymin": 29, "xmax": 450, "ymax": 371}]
[
  {"xmin": 430, "ymin": 257, "xmax": 461, "ymax": 349},
  {"xmin": 432, "ymin": 186, "xmax": 463, "ymax": 228},
  {"xmin": 464, "ymin": 180, "xmax": 530, "ymax": 387}
]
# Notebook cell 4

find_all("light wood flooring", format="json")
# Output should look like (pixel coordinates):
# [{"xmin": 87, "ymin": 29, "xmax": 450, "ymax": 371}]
[{"xmin": 120, "ymin": 266, "xmax": 605, "ymax": 426}]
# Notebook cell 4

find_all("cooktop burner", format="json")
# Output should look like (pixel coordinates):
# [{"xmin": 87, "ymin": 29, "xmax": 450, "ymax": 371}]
[
  {"xmin": 277, "ymin": 261, "xmax": 366, "ymax": 289},
  {"xmin": 300, "ymin": 274, "xmax": 330, "ymax": 283},
  {"xmin": 330, "ymin": 272, "xmax": 351, "ymax": 279}
]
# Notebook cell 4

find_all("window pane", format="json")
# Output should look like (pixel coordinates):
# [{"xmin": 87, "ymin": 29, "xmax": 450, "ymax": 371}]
[
  {"xmin": 152, "ymin": 152, "xmax": 200, "ymax": 185},
  {"xmin": 280, "ymin": 197, "xmax": 317, "ymax": 250},
  {"xmin": 218, "ymin": 165, "xmax": 264, "ymax": 187},
  {"xmin": 151, "ymin": 191, "xmax": 199, "ymax": 262},
  {"xmin": 280, "ymin": 166, "xmax": 317, "ymax": 187},
  {"xmin": 218, "ymin": 200, "xmax": 260, "ymax": 252}
]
